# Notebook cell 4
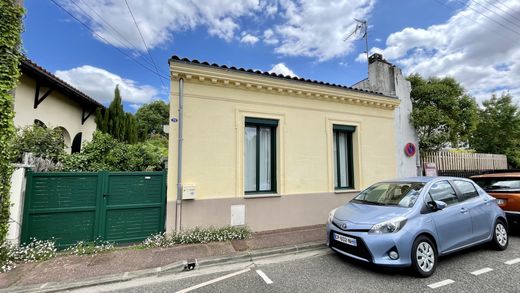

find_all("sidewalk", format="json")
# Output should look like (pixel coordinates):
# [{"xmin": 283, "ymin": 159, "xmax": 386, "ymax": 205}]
[{"xmin": 0, "ymin": 225, "xmax": 326, "ymax": 291}]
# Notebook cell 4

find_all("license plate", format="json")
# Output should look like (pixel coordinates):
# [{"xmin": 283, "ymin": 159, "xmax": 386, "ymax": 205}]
[
  {"xmin": 333, "ymin": 233, "xmax": 357, "ymax": 247},
  {"xmin": 496, "ymin": 199, "xmax": 506, "ymax": 206}
]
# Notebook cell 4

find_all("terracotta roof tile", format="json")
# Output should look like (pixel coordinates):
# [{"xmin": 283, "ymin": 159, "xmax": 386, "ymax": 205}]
[{"xmin": 169, "ymin": 55, "xmax": 389, "ymax": 97}]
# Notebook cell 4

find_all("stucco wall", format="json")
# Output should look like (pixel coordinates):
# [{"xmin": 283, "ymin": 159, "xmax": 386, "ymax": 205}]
[
  {"xmin": 13, "ymin": 74, "xmax": 97, "ymax": 150},
  {"xmin": 166, "ymin": 65, "xmax": 400, "ymax": 232}
]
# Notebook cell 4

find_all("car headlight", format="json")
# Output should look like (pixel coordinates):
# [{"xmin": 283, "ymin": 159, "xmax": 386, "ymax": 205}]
[
  {"xmin": 369, "ymin": 217, "xmax": 407, "ymax": 234},
  {"xmin": 328, "ymin": 208, "xmax": 338, "ymax": 224}
]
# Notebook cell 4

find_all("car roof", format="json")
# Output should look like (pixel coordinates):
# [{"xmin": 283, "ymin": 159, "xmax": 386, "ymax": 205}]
[
  {"xmin": 471, "ymin": 172, "xmax": 520, "ymax": 179},
  {"xmin": 381, "ymin": 176, "xmax": 470, "ymax": 183}
]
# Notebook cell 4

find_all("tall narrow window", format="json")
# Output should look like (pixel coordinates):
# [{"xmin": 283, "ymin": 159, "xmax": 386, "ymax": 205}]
[
  {"xmin": 333, "ymin": 125, "xmax": 355, "ymax": 189},
  {"xmin": 245, "ymin": 118, "xmax": 277, "ymax": 194}
]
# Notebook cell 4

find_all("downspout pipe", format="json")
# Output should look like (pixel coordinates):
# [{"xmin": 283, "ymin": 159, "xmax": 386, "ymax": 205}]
[{"xmin": 175, "ymin": 78, "xmax": 184, "ymax": 232}]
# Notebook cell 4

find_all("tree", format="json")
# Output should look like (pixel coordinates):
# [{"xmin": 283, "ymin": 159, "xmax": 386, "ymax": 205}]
[
  {"xmin": 135, "ymin": 100, "xmax": 169, "ymax": 139},
  {"xmin": 0, "ymin": 0, "xmax": 24, "ymax": 244},
  {"xmin": 408, "ymin": 74, "xmax": 478, "ymax": 151},
  {"xmin": 470, "ymin": 93, "xmax": 520, "ymax": 167},
  {"xmin": 95, "ymin": 85, "xmax": 139, "ymax": 144}
]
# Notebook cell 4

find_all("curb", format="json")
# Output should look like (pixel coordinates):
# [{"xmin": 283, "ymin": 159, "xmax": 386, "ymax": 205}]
[{"xmin": 1, "ymin": 242, "xmax": 326, "ymax": 293}]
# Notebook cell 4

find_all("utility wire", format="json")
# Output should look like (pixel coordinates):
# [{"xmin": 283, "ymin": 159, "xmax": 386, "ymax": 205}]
[
  {"xmin": 432, "ymin": 0, "xmax": 520, "ymax": 41},
  {"xmin": 449, "ymin": 0, "xmax": 520, "ymax": 38},
  {"xmin": 477, "ymin": 0, "xmax": 520, "ymax": 24},
  {"xmin": 124, "ymin": 0, "xmax": 165, "ymax": 87},
  {"xmin": 467, "ymin": 0, "xmax": 520, "ymax": 32},
  {"xmin": 74, "ymin": 0, "xmax": 155, "ymax": 66},
  {"xmin": 49, "ymin": 0, "xmax": 168, "ymax": 81}
]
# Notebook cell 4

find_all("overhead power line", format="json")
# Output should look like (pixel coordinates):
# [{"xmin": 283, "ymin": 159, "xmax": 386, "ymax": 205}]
[
  {"xmin": 49, "ymin": 0, "xmax": 168, "ymax": 81},
  {"xmin": 449, "ymin": 0, "xmax": 520, "ymax": 38},
  {"xmin": 432, "ymin": 0, "xmax": 520, "ymax": 42},
  {"xmin": 74, "ymin": 0, "xmax": 155, "ymax": 66},
  {"xmin": 468, "ymin": 0, "xmax": 520, "ymax": 32},
  {"xmin": 477, "ymin": 0, "xmax": 520, "ymax": 24},
  {"xmin": 124, "ymin": 0, "xmax": 165, "ymax": 87}
]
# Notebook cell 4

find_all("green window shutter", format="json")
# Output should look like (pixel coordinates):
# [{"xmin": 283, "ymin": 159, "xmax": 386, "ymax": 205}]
[
  {"xmin": 333, "ymin": 124, "xmax": 356, "ymax": 132},
  {"xmin": 245, "ymin": 117, "xmax": 278, "ymax": 126}
]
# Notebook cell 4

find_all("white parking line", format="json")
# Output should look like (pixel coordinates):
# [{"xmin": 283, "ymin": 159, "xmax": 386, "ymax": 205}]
[
  {"xmin": 505, "ymin": 258, "xmax": 520, "ymax": 265},
  {"xmin": 175, "ymin": 268, "xmax": 251, "ymax": 293},
  {"xmin": 256, "ymin": 270, "xmax": 273, "ymax": 284},
  {"xmin": 427, "ymin": 279, "xmax": 455, "ymax": 289},
  {"xmin": 470, "ymin": 267, "xmax": 493, "ymax": 275}
]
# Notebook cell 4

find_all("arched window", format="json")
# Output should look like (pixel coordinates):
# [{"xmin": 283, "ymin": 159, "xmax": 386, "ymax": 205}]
[
  {"xmin": 71, "ymin": 132, "xmax": 83, "ymax": 153},
  {"xmin": 54, "ymin": 127, "xmax": 72, "ymax": 153},
  {"xmin": 34, "ymin": 119, "xmax": 46, "ymax": 128}
]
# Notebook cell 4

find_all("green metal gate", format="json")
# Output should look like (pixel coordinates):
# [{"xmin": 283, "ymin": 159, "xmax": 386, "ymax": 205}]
[{"xmin": 21, "ymin": 171, "xmax": 166, "ymax": 248}]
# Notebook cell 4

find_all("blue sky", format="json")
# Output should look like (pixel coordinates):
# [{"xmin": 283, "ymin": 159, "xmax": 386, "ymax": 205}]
[{"xmin": 22, "ymin": 0, "xmax": 520, "ymax": 111}]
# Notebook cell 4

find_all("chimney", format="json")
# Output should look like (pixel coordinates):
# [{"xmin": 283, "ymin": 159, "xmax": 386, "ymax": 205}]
[{"xmin": 366, "ymin": 53, "xmax": 397, "ymax": 96}]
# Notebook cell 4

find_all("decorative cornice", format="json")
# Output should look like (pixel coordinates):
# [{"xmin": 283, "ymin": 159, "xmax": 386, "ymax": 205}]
[{"xmin": 170, "ymin": 62, "xmax": 400, "ymax": 110}]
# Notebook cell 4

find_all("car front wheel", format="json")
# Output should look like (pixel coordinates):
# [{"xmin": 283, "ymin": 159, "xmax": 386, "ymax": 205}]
[
  {"xmin": 411, "ymin": 236, "xmax": 437, "ymax": 278},
  {"xmin": 491, "ymin": 220, "xmax": 508, "ymax": 251}
]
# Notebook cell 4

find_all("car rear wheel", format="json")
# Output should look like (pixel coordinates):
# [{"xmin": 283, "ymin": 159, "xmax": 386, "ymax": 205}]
[
  {"xmin": 491, "ymin": 220, "xmax": 508, "ymax": 251},
  {"xmin": 411, "ymin": 236, "xmax": 437, "ymax": 278}
]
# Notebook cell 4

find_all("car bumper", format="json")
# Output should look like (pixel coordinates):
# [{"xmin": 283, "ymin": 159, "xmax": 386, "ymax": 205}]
[
  {"xmin": 326, "ymin": 222, "xmax": 414, "ymax": 267},
  {"xmin": 505, "ymin": 211, "xmax": 520, "ymax": 225}
]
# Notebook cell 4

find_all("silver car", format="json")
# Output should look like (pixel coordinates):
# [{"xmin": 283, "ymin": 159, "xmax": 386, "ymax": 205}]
[{"xmin": 327, "ymin": 177, "xmax": 508, "ymax": 277}]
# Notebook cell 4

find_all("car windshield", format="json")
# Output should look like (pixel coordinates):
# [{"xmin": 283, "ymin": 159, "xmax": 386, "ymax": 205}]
[
  {"xmin": 352, "ymin": 182, "xmax": 425, "ymax": 207},
  {"xmin": 473, "ymin": 178, "xmax": 520, "ymax": 190}
]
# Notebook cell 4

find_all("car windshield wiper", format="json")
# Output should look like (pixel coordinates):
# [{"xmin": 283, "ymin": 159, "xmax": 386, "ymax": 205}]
[{"xmin": 352, "ymin": 199, "xmax": 386, "ymax": 206}]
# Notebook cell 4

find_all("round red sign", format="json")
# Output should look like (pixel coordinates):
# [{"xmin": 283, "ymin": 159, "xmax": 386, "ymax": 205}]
[{"xmin": 404, "ymin": 143, "xmax": 416, "ymax": 157}]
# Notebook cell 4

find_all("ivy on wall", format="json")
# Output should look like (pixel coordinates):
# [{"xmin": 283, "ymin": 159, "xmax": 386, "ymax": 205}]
[{"xmin": 0, "ymin": 0, "xmax": 24, "ymax": 243}]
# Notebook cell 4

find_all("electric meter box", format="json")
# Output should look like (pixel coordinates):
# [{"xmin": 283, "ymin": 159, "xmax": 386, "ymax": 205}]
[{"xmin": 182, "ymin": 184, "xmax": 196, "ymax": 200}]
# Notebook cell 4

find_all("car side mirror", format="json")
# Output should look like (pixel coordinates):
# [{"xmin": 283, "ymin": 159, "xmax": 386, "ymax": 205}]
[
  {"xmin": 434, "ymin": 200, "xmax": 447, "ymax": 210},
  {"xmin": 427, "ymin": 200, "xmax": 447, "ymax": 211}
]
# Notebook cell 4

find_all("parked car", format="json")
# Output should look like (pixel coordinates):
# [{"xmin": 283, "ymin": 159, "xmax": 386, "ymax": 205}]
[
  {"xmin": 471, "ymin": 172, "xmax": 520, "ymax": 227},
  {"xmin": 326, "ymin": 177, "xmax": 508, "ymax": 277}
]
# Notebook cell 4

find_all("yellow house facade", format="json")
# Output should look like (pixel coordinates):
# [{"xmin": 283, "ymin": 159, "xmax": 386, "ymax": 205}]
[{"xmin": 167, "ymin": 56, "xmax": 401, "ymax": 232}]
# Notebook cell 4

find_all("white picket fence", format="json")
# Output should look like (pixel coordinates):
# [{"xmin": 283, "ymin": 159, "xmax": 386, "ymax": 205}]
[{"xmin": 420, "ymin": 151, "xmax": 508, "ymax": 171}]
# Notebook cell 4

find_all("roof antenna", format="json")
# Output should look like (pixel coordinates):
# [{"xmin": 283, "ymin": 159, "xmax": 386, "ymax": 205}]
[{"xmin": 344, "ymin": 19, "xmax": 369, "ymax": 73}]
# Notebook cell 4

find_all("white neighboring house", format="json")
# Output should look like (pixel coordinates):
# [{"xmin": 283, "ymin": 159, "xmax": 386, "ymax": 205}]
[{"xmin": 13, "ymin": 58, "xmax": 103, "ymax": 153}]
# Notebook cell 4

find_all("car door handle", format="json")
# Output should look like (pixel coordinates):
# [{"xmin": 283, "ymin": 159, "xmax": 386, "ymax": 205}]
[{"xmin": 460, "ymin": 207, "xmax": 469, "ymax": 214}]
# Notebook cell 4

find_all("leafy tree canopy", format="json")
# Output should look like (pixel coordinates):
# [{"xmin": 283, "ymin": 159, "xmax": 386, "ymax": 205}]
[
  {"xmin": 135, "ymin": 100, "xmax": 169, "ymax": 139},
  {"xmin": 408, "ymin": 74, "xmax": 478, "ymax": 151},
  {"xmin": 470, "ymin": 93, "xmax": 520, "ymax": 167}
]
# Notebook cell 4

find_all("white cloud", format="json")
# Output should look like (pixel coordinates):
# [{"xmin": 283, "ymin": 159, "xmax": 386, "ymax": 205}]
[
  {"xmin": 271, "ymin": 0, "xmax": 376, "ymax": 61},
  {"xmin": 372, "ymin": 0, "xmax": 520, "ymax": 101},
  {"xmin": 269, "ymin": 63, "xmax": 298, "ymax": 77},
  {"xmin": 263, "ymin": 28, "xmax": 279, "ymax": 45},
  {"xmin": 60, "ymin": 0, "xmax": 263, "ymax": 51},
  {"xmin": 240, "ymin": 33, "xmax": 259, "ymax": 45},
  {"xmin": 55, "ymin": 65, "xmax": 158, "ymax": 105}
]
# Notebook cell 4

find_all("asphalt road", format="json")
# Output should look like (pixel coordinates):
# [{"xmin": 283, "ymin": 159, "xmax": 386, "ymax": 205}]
[{"xmin": 74, "ymin": 230, "xmax": 520, "ymax": 293}]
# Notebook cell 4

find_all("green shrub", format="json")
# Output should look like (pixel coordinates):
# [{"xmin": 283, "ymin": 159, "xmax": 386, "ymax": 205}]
[
  {"xmin": 61, "ymin": 131, "xmax": 164, "ymax": 172},
  {"xmin": 11, "ymin": 238, "xmax": 57, "ymax": 263},
  {"xmin": 11, "ymin": 125, "xmax": 66, "ymax": 163}
]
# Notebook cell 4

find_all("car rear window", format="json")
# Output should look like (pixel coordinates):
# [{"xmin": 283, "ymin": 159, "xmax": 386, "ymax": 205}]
[{"xmin": 472, "ymin": 177, "xmax": 520, "ymax": 191}]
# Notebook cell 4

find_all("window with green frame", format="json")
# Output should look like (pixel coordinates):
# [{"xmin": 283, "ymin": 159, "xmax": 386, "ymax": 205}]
[
  {"xmin": 333, "ymin": 125, "xmax": 355, "ymax": 189},
  {"xmin": 244, "ymin": 117, "xmax": 278, "ymax": 194}
]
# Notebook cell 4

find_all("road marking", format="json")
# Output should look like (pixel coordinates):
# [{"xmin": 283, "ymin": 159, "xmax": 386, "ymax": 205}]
[
  {"xmin": 256, "ymin": 270, "xmax": 273, "ymax": 284},
  {"xmin": 427, "ymin": 279, "xmax": 455, "ymax": 289},
  {"xmin": 470, "ymin": 267, "xmax": 493, "ymax": 275},
  {"xmin": 175, "ymin": 268, "xmax": 250, "ymax": 293},
  {"xmin": 505, "ymin": 258, "xmax": 520, "ymax": 265},
  {"xmin": 40, "ymin": 283, "xmax": 48, "ymax": 289}
]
